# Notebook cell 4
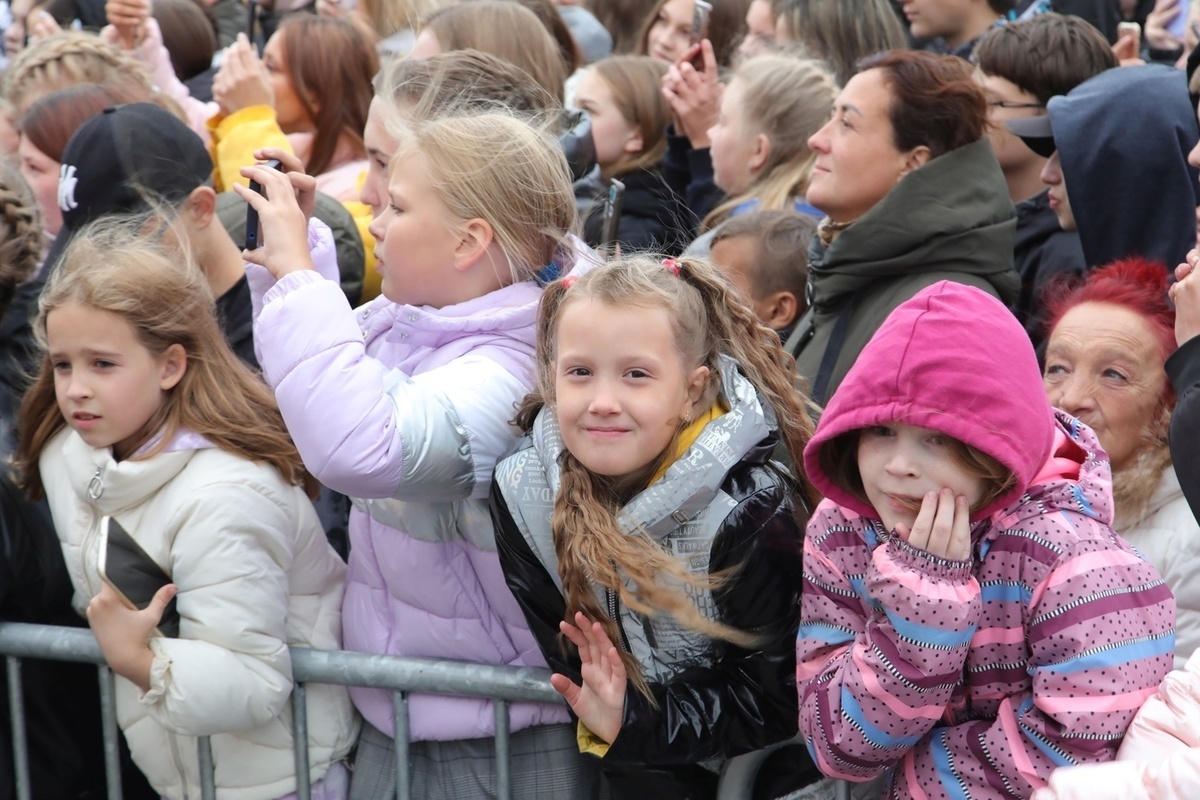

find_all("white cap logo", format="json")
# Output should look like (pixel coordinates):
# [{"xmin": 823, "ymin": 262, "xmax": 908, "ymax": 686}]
[{"xmin": 57, "ymin": 164, "xmax": 79, "ymax": 213}]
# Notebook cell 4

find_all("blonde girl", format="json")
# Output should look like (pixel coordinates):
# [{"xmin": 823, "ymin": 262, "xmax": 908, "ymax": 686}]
[
  {"xmin": 702, "ymin": 53, "xmax": 837, "ymax": 234},
  {"xmin": 236, "ymin": 109, "xmax": 592, "ymax": 800},
  {"xmin": 15, "ymin": 221, "xmax": 356, "ymax": 800},
  {"xmin": 575, "ymin": 55, "xmax": 691, "ymax": 253},
  {"xmin": 490, "ymin": 255, "xmax": 822, "ymax": 799}
]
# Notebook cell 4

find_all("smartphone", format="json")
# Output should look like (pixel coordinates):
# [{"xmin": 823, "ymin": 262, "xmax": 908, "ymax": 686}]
[
  {"xmin": 98, "ymin": 516, "xmax": 180, "ymax": 639},
  {"xmin": 689, "ymin": 0, "xmax": 712, "ymax": 67},
  {"xmin": 244, "ymin": 158, "xmax": 281, "ymax": 250},
  {"xmin": 1167, "ymin": 0, "xmax": 1189, "ymax": 40},
  {"xmin": 1117, "ymin": 20, "xmax": 1141, "ymax": 52},
  {"xmin": 246, "ymin": 0, "xmax": 258, "ymax": 41},
  {"xmin": 600, "ymin": 178, "xmax": 625, "ymax": 252}
]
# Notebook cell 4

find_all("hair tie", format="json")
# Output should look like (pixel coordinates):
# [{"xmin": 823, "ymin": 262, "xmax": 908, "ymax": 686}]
[
  {"xmin": 662, "ymin": 258, "xmax": 681, "ymax": 276},
  {"xmin": 561, "ymin": 275, "xmax": 578, "ymax": 289}
]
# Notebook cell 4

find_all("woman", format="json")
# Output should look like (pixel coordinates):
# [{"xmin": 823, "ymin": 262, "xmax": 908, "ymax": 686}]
[
  {"xmin": 1042, "ymin": 256, "xmax": 1198, "ymax": 669},
  {"xmin": 772, "ymin": 0, "xmax": 907, "ymax": 88},
  {"xmin": 786, "ymin": 49, "xmax": 1019, "ymax": 404},
  {"xmin": 636, "ymin": 0, "xmax": 751, "ymax": 66}
]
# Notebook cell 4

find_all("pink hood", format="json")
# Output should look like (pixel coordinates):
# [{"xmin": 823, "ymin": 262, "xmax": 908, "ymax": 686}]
[{"xmin": 803, "ymin": 280, "xmax": 1055, "ymax": 521}]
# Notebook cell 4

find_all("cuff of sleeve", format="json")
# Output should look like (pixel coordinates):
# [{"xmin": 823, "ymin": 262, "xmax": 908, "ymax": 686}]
[
  {"xmin": 1166, "ymin": 335, "xmax": 1200, "ymax": 395},
  {"xmin": 262, "ymin": 268, "xmax": 330, "ymax": 307},
  {"xmin": 140, "ymin": 638, "xmax": 173, "ymax": 704},
  {"xmin": 576, "ymin": 721, "xmax": 611, "ymax": 757},
  {"xmin": 882, "ymin": 535, "xmax": 974, "ymax": 582},
  {"xmin": 209, "ymin": 105, "xmax": 278, "ymax": 140}
]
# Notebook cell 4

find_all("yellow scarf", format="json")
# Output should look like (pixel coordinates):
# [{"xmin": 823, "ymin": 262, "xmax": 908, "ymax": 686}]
[{"xmin": 648, "ymin": 402, "xmax": 725, "ymax": 486}]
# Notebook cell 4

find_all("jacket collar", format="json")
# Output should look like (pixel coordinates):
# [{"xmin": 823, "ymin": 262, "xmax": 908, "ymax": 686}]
[{"xmin": 60, "ymin": 429, "xmax": 195, "ymax": 516}]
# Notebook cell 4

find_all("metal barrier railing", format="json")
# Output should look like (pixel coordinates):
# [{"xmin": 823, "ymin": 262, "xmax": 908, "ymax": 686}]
[{"xmin": 0, "ymin": 622, "xmax": 855, "ymax": 800}]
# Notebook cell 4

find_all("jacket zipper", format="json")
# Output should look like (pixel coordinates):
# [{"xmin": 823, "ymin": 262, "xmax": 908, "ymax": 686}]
[
  {"xmin": 168, "ymin": 731, "xmax": 191, "ymax": 799},
  {"xmin": 81, "ymin": 466, "xmax": 106, "ymax": 600},
  {"xmin": 604, "ymin": 588, "xmax": 632, "ymax": 653}
]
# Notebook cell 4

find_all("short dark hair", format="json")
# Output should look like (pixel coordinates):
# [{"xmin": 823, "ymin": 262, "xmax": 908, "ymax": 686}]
[
  {"xmin": 857, "ymin": 49, "xmax": 987, "ymax": 158},
  {"xmin": 974, "ymin": 13, "xmax": 1117, "ymax": 106},
  {"xmin": 712, "ymin": 209, "xmax": 816, "ymax": 301}
]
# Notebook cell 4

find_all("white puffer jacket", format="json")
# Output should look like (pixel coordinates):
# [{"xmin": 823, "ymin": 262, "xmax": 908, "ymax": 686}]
[{"xmin": 40, "ymin": 428, "xmax": 358, "ymax": 800}]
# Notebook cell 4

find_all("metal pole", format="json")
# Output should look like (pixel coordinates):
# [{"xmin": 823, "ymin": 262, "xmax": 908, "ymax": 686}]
[
  {"xmin": 393, "ymin": 691, "xmax": 410, "ymax": 800},
  {"xmin": 292, "ymin": 682, "xmax": 311, "ymax": 800},
  {"xmin": 493, "ymin": 699, "xmax": 511, "ymax": 800},
  {"xmin": 835, "ymin": 779, "xmax": 853, "ymax": 800},
  {"xmin": 98, "ymin": 665, "xmax": 123, "ymax": 800},
  {"xmin": 6, "ymin": 657, "xmax": 29, "ymax": 800}
]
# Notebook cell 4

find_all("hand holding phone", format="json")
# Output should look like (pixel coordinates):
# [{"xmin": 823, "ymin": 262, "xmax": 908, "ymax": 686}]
[
  {"xmin": 97, "ymin": 516, "xmax": 180, "ymax": 638},
  {"xmin": 244, "ymin": 158, "xmax": 282, "ymax": 250},
  {"xmin": 689, "ymin": 0, "xmax": 712, "ymax": 68}
]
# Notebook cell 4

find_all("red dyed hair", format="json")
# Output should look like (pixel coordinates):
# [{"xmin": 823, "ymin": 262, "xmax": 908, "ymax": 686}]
[{"xmin": 1043, "ymin": 257, "xmax": 1177, "ymax": 398}]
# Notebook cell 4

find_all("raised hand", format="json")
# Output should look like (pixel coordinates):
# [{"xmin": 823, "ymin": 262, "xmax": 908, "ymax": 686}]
[
  {"xmin": 87, "ymin": 581, "xmax": 177, "ymax": 692},
  {"xmin": 661, "ymin": 39, "xmax": 723, "ymax": 149},
  {"xmin": 1171, "ymin": 252, "xmax": 1200, "ymax": 347},
  {"xmin": 548, "ymin": 612, "xmax": 627, "ymax": 744},
  {"xmin": 213, "ymin": 33, "xmax": 274, "ymax": 116},
  {"xmin": 893, "ymin": 489, "xmax": 972, "ymax": 562},
  {"xmin": 233, "ymin": 160, "xmax": 315, "ymax": 280}
]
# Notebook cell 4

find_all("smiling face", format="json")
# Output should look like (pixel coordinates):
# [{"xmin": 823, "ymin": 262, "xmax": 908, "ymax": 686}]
[
  {"xmin": 856, "ymin": 422, "xmax": 986, "ymax": 534},
  {"xmin": 646, "ymin": 0, "xmax": 695, "ymax": 63},
  {"xmin": 47, "ymin": 302, "xmax": 184, "ymax": 460},
  {"xmin": 365, "ymin": 148, "xmax": 465, "ymax": 307},
  {"xmin": 554, "ymin": 298, "xmax": 708, "ymax": 483},
  {"xmin": 1044, "ymin": 302, "xmax": 1168, "ymax": 473},
  {"xmin": 806, "ymin": 68, "xmax": 913, "ymax": 224}
]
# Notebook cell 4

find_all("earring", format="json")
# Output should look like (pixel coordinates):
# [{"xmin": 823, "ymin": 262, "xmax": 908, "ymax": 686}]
[{"xmin": 682, "ymin": 409, "xmax": 692, "ymax": 425}]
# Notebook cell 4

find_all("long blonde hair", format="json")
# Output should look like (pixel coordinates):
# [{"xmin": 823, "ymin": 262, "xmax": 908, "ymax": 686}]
[
  {"xmin": 588, "ymin": 55, "xmax": 671, "ymax": 178},
  {"xmin": 515, "ymin": 255, "xmax": 817, "ymax": 698},
  {"xmin": 389, "ymin": 111, "xmax": 577, "ymax": 284},
  {"xmin": 702, "ymin": 54, "xmax": 837, "ymax": 231},
  {"xmin": 16, "ymin": 218, "xmax": 316, "ymax": 499},
  {"xmin": 1, "ymin": 32, "xmax": 155, "ymax": 112}
]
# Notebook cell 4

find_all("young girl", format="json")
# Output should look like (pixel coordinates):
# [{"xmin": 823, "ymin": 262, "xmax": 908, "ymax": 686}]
[
  {"xmin": 796, "ymin": 280, "xmax": 1176, "ymax": 799},
  {"xmin": 236, "ymin": 110, "xmax": 589, "ymax": 800},
  {"xmin": 574, "ymin": 55, "xmax": 691, "ymax": 254},
  {"xmin": 700, "ymin": 54, "xmax": 835, "ymax": 236},
  {"xmin": 15, "ymin": 221, "xmax": 357, "ymax": 800},
  {"xmin": 489, "ymin": 255, "xmax": 823, "ymax": 799}
]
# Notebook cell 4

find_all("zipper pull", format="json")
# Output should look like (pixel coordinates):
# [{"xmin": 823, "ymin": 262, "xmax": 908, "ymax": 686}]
[{"xmin": 87, "ymin": 466, "xmax": 104, "ymax": 500}]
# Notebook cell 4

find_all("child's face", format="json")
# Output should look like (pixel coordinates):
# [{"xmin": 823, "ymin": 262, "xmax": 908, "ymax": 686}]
[
  {"xmin": 707, "ymin": 79, "xmax": 762, "ymax": 196},
  {"xmin": 47, "ymin": 303, "xmax": 185, "ymax": 460},
  {"xmin": 554, "ymin": 298, "xmax": 708, "ymax": 482},
  {"xmin": 366, "ymin": 149, "xmax": 466, "ymax": 307},
  {"xmin": 856, "ymin": 423, "xmax": 986, "ymax": 534},
  {"xmin": 574, "ymin": 69, "xmax": 643, "ymax": 171},
  {"xmin": 360, "ymin": 97, "xmax": 399, "ymax": 218}
]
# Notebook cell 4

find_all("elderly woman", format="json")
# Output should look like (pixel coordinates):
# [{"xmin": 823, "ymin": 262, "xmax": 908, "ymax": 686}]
[
  {"xmin": 785, "ymin": 49, "xmax": 1019, "ymax": 404},
  {"xmin": 1043, "ymin": 257, "xmax": 1198, "ymax": 669}
]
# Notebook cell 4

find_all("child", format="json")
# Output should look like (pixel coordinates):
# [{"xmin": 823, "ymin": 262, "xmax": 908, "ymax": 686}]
[
  {"xmin": 796, "ymin": 281, "xmax": 1176, "ymax": 799},
  {"xmin": 236, "ymin": 110, "xmax": 590, "ymax": 800},
  {"xmin": 697, "ymin": 53, "xmax": 835, "ymax": 241},
  {"xmin": 14, "ymin": 221, "xmax": 357, "ymax": 800},
  {"xmin": 573, "ymin": 55, "xmax": 691, "ymax": 254},
  {"xmin": 709, "ymin": 208, "xmax": 816, "ymax": 340},
  {"xmin": 489, "ymin": 255, "xmax": 824, "ymax": 799}
]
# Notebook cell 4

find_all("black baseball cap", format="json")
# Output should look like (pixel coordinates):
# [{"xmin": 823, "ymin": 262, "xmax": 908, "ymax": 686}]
[
  {"xmin": 45, "ymin": 102, "xmax": 214, "ymax": 270},
  {"xmin": 1004, "ymin": 114, "xmax": 1057, "ymax": 158}
]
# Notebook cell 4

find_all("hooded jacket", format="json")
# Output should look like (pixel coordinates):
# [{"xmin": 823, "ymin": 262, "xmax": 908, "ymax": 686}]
[
  {"xmin": 1052, "ymin": 65, "xmax": 1200, "ymax": 270},
  {"xmin": 491, "ymin": 359, "xmax": 814, "ymax": 799},
  {"xmin": 785, "ymin": 139, "xmax": 1019, "ymax": 404},
  {"xmin": 1012, "ymin": 189, "xmax": 1088, "ymax": 345},
  {"xmin": 797, "ymin": 281, "xmax": 1175, "ymax": 799}
]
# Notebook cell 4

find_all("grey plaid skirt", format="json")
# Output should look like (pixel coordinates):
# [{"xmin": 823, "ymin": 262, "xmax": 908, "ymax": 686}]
[{"xmin": 347, "ymin": 721, "xmax": 601, "ymax": 800}]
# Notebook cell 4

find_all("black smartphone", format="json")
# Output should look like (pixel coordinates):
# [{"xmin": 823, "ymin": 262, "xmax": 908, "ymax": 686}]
[
  {"xmin": 601, "ymin": 178, "xmax": 625, "ymax": 252},
  {"xmin": 244, "ymin": 158, "xmax": 281, "ymax": 250},
  {"xmin": 247, "ymin": 0, "xmax": 259, "ymax": 42},
  {"xmin": 98, "ymin": 516, "xmax": 180, "ymax": 639}
]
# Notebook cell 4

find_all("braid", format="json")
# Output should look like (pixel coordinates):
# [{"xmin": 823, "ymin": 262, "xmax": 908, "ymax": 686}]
[
  {"xmin": 0, "ymin": 162, "xmax": 42, "ymax": 318},
  {"xmin": 3, "ymin": 32, "xmax": 154, "ymax": 111}
]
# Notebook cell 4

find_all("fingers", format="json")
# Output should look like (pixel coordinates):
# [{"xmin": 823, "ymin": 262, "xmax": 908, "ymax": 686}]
[
  {"xmin": 904, "ymin": 491, "xmax": 938, "ymax": 551},
  {"xmin": 675, "ymin": 42, "xmax": 701, "ymax": 69},
  {"xmin": 924, "ymin": 489, "xmax": 958, "ymax": 557},
  {"xmin": 254, "ymin": 147, "xmax": 303, "ymax": 175},
  {"xmin": 700, "ymin": 38, "xmax": 718, "ymax": 77},
  {"xmin": 549, "ymin": 673, "xmax": 581, "ymax": 706},
  {"xmin": 147, "ymin": 584, "xmax": 178, "ymax": 621},
  {"xmin": 901, "ymin": 490, "xmax": 973, "ymax": 560}
]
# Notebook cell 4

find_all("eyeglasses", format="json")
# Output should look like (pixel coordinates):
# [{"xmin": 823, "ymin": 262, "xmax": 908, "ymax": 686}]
[{"xmin": 988, "ymin": 100, "xmax": 1045, "ymax": 110}]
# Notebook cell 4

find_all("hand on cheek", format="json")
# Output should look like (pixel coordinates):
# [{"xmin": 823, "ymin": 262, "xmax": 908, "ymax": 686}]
[{"xmin": 894, "ymin": 489, "xmax": 971, "ymax": 562}]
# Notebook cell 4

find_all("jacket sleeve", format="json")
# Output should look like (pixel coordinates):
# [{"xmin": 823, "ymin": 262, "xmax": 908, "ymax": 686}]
[
  {"xmin": 1167, "ymin": 336, "xmax": 1200, "ymax": 524},
  {"xmin": 661, "ymin": 127, "xmax": 718, "ymax": 230},
  {"xmin": 604, "ymin": 477, "xmax": 805, "ymax": 766},
  {"xmin": 255, "ymin": 271, "xmax": 530, "ymax": 502},
  {"xmin": 140, "ymin": 482, "xmax": 302, "ymax": 736},
  {"xmin": 797, "ymin": 506, "xmax": 981, "ymax": 783},
  {"xmin": 490, "ymin": 476, "xmax": 580, "ymax": 681},
  {"xmin": 207, "ymin": 105, "xmax": 294, "ymax": 193},
  {"xmin": 1029, "ymin": 650, "xmax": 1200, "ymax": 800}
]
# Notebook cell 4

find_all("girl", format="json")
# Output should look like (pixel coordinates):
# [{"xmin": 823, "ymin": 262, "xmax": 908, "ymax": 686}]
[
  {"xmin": 236, "ymin": 109, "xmax": 589, "ymax": 800},
  {"xmin": 637, "ymin": 0, "xmax": 752, "ymax": 67},
  {"xmin": 699, "ymin": 54, "xmax": 836, "ymax": 238},
  {"xmin": 490, "ymin": 255, "xmax": 823, "ymax": 799},
  {"xmin": 796, "ymin": 280, "xmax": 1176, "ymax": 799},
  {"xmin": 574, "ymin": 55, "xmax": 691, "ymax": 253},
  {"xmin": 14, "ymin": 221, "xmax": 357, "ymax": 800}
]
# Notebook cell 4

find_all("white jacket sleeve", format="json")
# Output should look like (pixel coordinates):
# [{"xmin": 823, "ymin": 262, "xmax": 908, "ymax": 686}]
[
  {"xmin": 1031, "ymin": 651, "xmax": 1200, "ymax": 800},
  {"xmin": 138, "ymin": 482, "xmax": 295, "ymax": 736}
]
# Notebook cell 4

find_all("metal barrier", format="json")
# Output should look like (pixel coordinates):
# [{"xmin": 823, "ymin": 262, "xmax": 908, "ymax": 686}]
[{"xmin": 0, "ymin": 622, "xmax": 854, "ymax": 800}]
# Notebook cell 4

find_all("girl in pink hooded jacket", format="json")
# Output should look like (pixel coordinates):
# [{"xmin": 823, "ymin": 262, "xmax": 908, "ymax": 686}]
[{"xmin": 796, "ymin": 281, "xmax": 1176, "ymax": 799}]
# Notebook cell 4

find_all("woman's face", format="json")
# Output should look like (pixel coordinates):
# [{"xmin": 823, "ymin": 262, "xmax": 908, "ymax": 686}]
[
  {"xmin": 1044, "ymin": 302, "xmax": 1169, "ymax": 473},
  {"xmin": 646, "ymin": 0, "xmax": 695, "ymax": 63},
  {"xmin": 263, "ymin": 32, "xmax": 311, "ymax": 134},
  {"xmin": 806, "ymin": 68, "xmax": 918, "ymax": 224},
  {"xmin": 17, "ymin": 134, "xmax": 62, "ymax": 237}
]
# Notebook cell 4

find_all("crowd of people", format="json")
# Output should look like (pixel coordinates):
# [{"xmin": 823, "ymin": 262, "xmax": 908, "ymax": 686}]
[{"xmin": 0, "ymin": 0, "xmax": 1200, "ymax": 799}]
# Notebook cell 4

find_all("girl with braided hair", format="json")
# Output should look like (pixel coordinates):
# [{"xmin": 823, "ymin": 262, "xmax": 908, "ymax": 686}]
[
  {"xmin": 0, "ymin": 159, "xmax": 41, "ymax": 458},
  {"xmin": 491, "ymin": 254, "xmax": 820, "ymax": 799}
]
